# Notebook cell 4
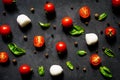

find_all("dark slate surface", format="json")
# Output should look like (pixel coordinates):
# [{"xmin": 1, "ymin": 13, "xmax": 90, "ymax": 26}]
[{"xmin": 0, "ymin": 0, "xmax": 120, "ymax": 80}]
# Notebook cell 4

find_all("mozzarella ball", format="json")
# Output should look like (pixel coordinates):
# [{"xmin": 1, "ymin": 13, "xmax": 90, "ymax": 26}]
[
  {"xmin": 49, "ymin": 65, "xmax": 63, "ymax": 76},
  {"xmin": 17, "ymin": 14, "xmax": 31, "ymax": 27},
  {"xmin": 85, "ymin": 33, "xmax": 98, "ymax": 45}
]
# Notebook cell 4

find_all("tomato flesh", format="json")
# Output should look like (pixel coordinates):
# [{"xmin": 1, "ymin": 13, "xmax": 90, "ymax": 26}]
[
  {"xmin": 56, "ymin": 41, "xmax": 67, "ymax": 53},
  {"xmin": 0, "ymin": 24, "xmax": 11, "ymax": 36},
  {"xmin": 112, "ymin": 0, "xmax": 120, "ymax": 7},
  {"xmin": 90, "ymin": 54, "xmax": 101, "ymax": 66},
  {"xmin": 19, "ymin": 64, "xmax": 31, "ymax": 75},
  {"xmin": 44, "ymin": 2, "xmax": 55, "ymax": 13},
  {"xmin": 0, "ymin": 52, "xmax": 9, "ymax": 63},
  {"xmin": 61, "ymin": 17, "xmax": 73, "ymax": 28}
]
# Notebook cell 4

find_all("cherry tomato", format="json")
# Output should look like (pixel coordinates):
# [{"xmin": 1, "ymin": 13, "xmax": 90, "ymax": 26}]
[
  {"xmin": 44, "ymin": 2, "xmax": 55, "ymax": 13},
  {"xmin": 105, "ymin": 26, "xmax": 116, "ymax": 38},
  {"xmin": 0, "ymin": 52, "xmax": 9, "ymax": 63},
  {"xmin": 112, "ymin": 0, "xmax": 120, "ymax": 7},
  {"xmin": 19, "ymin": 64, "xmax": 31, "ymax": 75},
  {"xmin": 33, "ymin": 36, "xmax": 45, "ymax": 48},
  {"xmin": 0, "ymin": 24, "xmax": 11, "ymax": 36},
  {"xmin": 79, "ymin": 6, "xmax": 90, "ymax": 19},
  {"xmin": 61, "ymin": 17, "xmax": 73, "ymax": 28},
  {"xmin": 56, "ymin": 41, "xmax": 67, "ymax": 53},
  {"xmin": 2, "ymin": 0, "xmax": 13, "ymax": 5},
  {"xmin": 90, "ymin": 54, "xmax": 101, "ymax": 66}
]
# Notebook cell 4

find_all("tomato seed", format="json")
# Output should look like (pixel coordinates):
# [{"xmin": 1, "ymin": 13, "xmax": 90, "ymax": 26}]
[
  {"xmin": 94, "ymin": 13, "xmax": 99, "ymax": 19},
  {"xmin": 33, "ymin": 50, "xmax": 37, "ymax": 54},
  {"xmin": 74, "ymin": 41, "xmax": 78, "ymax": 47},
  {"xmin": 23, "ymin": 35, "xmax": 28, "ymax": 41},
  {"xmin": 53, "ymin": 25, "xmax": 56, "ymax": 29},
  {"xmin": 83, "ymin": 67, "xmax": 87, "ymax": 72},
  {"xmin": 44, "ymin": 53, "xmax": 49, "ymax": 58},
  {"xmin": 12, "ymin": 59, "xmax": 17, "ymax": 64},
  {"xmin": 30, "ymin": 7, "xmax": 35, "ymax": 13}
]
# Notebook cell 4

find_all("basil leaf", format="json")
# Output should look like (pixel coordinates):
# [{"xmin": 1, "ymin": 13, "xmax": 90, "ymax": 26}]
[
  {"xmin": 66, "ymin": 61, "xmax": 74, "ymax": 70},
  {"xmin": 38, "ymin": 22, "xmax": 50, "ymax": 28},
  {"xmin": 69, "ymin": 25, "xmax": 84, "ymax": 36},
  {"xmin": 8, "ymin": 43, "xmax": 26, "ymax": 56},
  {"xmin": 98, "ymin": 13, "xmax": 107, "ymax": 21},
  {"xmin": 99, "ymin": 66, "xmax": 112, "ymax": 78},
  {"xmin": 103, "ymin": 48, "xmax": 115, "ymax": 58},
  {"xmin": 38, "ymin": 66, "xmax": 45, "ymax": 76},
  {"xmin": 77, "ymin": 50, "xmax": 87, "ymax": 56}
]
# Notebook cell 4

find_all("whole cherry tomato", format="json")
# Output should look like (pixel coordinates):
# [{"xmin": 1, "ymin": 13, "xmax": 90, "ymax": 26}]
[
  {"xmin": 2, "ymin": 0, "xmax": 14, "ymax": 5},
  {"xmin": 33, "ymin": 36, "xmax": 45, "ymax": 48},
  {"xmin": 56, "ymin": 41, "xmax": 67, "ymax": 53},
  {"xmin": 61, "ymin": 17, "xmax": 73, "ymax": 28},
  {"xmin": 0, "ymin": 24, "xmax": 11, "ymax": 36},
  {"xmin": 112, "ymin": 0, "xmax": 120, "ymax": 7},
  {"xmin": 79, "ymin": 6, "xmax": 90, "ymax": 19},
  {"xmin": 90, "ymin": 54, "xmax": 101, "ymax": 66},
  {"xmin": 105, "ymin": 26, "xmax": 116, "ymax": 38},
  {"xmin": 44, "ymin": 2, "xmax": 55, "ymax": 13},
  {"xmin": 0, "ymin": 52, "xmax": 9, "ymax": 63},
  {"xmin": 19, "ymin": 64, "xmax": 31, "ymax": 75}
]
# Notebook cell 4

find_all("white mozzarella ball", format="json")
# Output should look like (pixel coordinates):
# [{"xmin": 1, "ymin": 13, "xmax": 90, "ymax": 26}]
[
  {"xmin": 17, "ymin": 14, "xmax": 31, "ymax": 27},
  {"xmin": 85, "ymin": 33, "xmax": 98, "ymax": 45},
  {"xmin": 49, "ymin": 65, "xmax": 63, "ymax": 76}
]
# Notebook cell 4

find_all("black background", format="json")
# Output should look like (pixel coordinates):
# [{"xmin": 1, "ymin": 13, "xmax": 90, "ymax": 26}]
[{"xmin": 0, "ymin": 0, "xmax": 120, "ymax": 80}]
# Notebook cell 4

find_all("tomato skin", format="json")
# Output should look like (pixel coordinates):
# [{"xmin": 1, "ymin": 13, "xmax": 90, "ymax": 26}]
[
  {"xmin": 105, "ymin": 26, "xmax": 116, "ymax": 38},
  {"xmin": 0, "ymin": 52, "xmax": 9, "ymax": 63},
  {"xmin": 44, "ymin": 2, "xmax": 55, "ymax": 13},
  {"xmin": 2, "ymin": 0, "xmax": 13, "ymax": 5},
  {"xmin": 0, "ymin": 24, "xmax": 11, "ymax": 36},
  {"xmin": 112, "ymin": 0, "xmax": 120, "ymax": 7},
  {"xmin": 19, "ymin": 64, "xmax": 31, "ymax": 75},
  {"xmin": 79, "ymin": 6, "xmax": 90, "ymax": 19},
  {"xmin": 33, "ymin": 36, "xmax": 45, "ymax": 48},
  {"xmin": 61, "ymin": 17, "xmax": 73, "ymax": 28},
  {"xmin": 90, "ymin": 54, "xmax": 101, "ymax": 66},
  {"xmin": 56, "ymin": 41, "xmax": 67, "ymax": 53}
]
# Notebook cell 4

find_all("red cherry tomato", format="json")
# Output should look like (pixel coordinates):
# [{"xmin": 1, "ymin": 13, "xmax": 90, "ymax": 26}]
[
  {"xmin": 2, "ymin": 0, "xmax": 13, "ymax": 5},
  {"xmin": 61, "ymin": 17, "xmax": 73, "ymax": 28},
  {"xmin": 44, "ymin": 2, "xmax": 55, "ymax": 13},
  {"xmin": 0, "ymin": 24, "xmax": 11, "ymax": 36},
  {"xmin": 56, "ymin": 41, "xmax": 67, "ymax": 53},
  {"xmin": 105, "ymin": 26, "xmax": 116, "ymax": 38},
  {"xmin": 19, "ymin": 64, "xmax": 31, "ymax": 75},
  {"xmin": 112, "ymin": 0, "xmax": 120, "ymax": 7},
  {"xmin": 79, "ymin": 6, "xmax": 90, "ymax": 19},
  {"xmin": 0, "ymin": 52, "xmax": 9, "ymax": 63},
  {"xmin": 33, "ymin": 36, "xmax": 45, "ymax": 48},
  {"xmin": 90, "ymin": 54, "xmax": 101, "ymax": 66}
]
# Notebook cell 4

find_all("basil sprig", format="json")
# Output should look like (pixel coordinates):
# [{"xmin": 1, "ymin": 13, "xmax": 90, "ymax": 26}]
[
  {"xmin": 77, "ymin": 50, "xmax": 87, "ymax": 56},
  {"xmin": 69, "ymin": 25, "xmax": 84, "ymax": 36},
  {"xmin": 66, "ymin": 61, "xmax": 74, "ymax": 70},
  {"xmin": 103, "ymin": 48, "xmax": 115, "ymax": 58},
  {"xmin": 38, "ymin": 22, "xmax": 50, "ymax": 28},
  {"xmin": 38, "ymin": 66, "xmax": 45, "ymax": 76},
  {"xmin": 8, "ymin": 43, "xmax": 26, "ymax": 56}
]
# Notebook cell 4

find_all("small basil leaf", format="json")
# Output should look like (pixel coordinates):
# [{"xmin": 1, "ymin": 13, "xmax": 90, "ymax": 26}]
[
  {"xmin": 69, "ymin": 25, "xmax": 84, "ymax": 36},
  {"xmin": 103, "ymin": 48, "xmax": 115, "ymax": 58},
  {"xmin": 38, "ymin": 66, "xmax": 45, "ymax": 76},
  {"xmin": 98, "ymin": 13, "xmax": 107, "ymax": 21},
  {"xmin": 38, "ymin": 22, "xmax": 50, "ymax": 28},
  {"xmin": 77, "ymin": 50, "xmax": 87, "ymax": 56},
  {"xmin": 66, "ymin": 61, "xmax": 74, "ymax": 70},
  {"xmin": 8, "ymin": 43, "xmax": 26, "ymax": 56}
]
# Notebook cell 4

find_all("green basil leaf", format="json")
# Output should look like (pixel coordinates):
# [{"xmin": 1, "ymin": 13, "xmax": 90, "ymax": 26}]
[
  {"xmin": 69, "ymin": 25, "xmax": 84, "ymax": 36},
  {"xmin": 66, "ymin": 61, "xmax": 74, "ymax": 70},
  {"xmin": 98, "ymin": 13, "xmax": 107, "ymax": 21},
  {"xmin": 8, "ymin": 43, "xmax": 26, "ymax": 56},
  {"xmin": 99, "ymin": 66, "xmax": 112, "ymax": 78},
  {"xmin": 38, "ymin": 66, "xmax": 45, "ymax": 76},
  {"xmin": 104, "ymin": 48, "xmax": 115, "ymax": 58},
  {"xmin": 77, "ymin": 50, "xmax": 87, "ymax": 56},
  {"xmin": 38, "ymin": 22, "xmax": 50, "ymax": 28}
]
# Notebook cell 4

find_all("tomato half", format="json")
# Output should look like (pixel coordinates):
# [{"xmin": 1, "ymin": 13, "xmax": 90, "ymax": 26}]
[
  {"xmin": 19, "ymin": 64, "xmax": 31, "ymax": 75},
  {"xmin": 105, "ymin": 26, "xmax": 116, "ymax": 38},
  {"xmin": 33, "ymin": 36, "xmax": 45, "ymax": 48},
  {"xmin": 2, "ymin": 0, "xmax": 13, "ymax": 5},
  {"xmin": 0, "ymin": 24, "xmax": 11, "ymax": 36},
  {"xmin": 0, "ymin": 52, "xmax": 9, "ymax": 63},
  {"xmin": 61, "ymin": 17, "xmax": 73, "ymax": 28},
  {"xmin": 79, "ymin": 6, "xmax": 90, "ymax": 19},
  {"xmin": 112, "ymin": 0, "xmax": 120, "ymax": 7},
  {"xmin": 56, "ymin": 41, "xmax": 67, "ymax": 53},
  {"xmin": 44, "ymin": 2, "xmax": 55, "ymax": 13},
  {"xmin": 90, "ymin": 54, "xmax": 101, "ymax": 66}
]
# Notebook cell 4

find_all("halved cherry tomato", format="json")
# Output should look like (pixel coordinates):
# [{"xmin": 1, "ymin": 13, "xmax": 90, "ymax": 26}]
[
  {"xmin": 44, "ymin": 2, "xmax": 55, "ymax": 13},
  {"xmin": 0, "ymin": 24, "xmax": 11, "ymax": 36},
  {"xmin": 112, "ymin": 0, "xmax": 120, "ymax": 7},
  {"xmin": 0, "ymin": 52, "xmax": 9, "ymax": 63},
  {"xmin": 105, "ymin": 26, "xmax": 116, "ymax": 38},
  {"xmin": 56, "ymin": 41, "xmax": 67, "ymax": 53},
  {"xmin": 19, "ymin": 64, "xmax": 31, "ymax": 75},
  {"xmin": 33, "ymin": 36, "xmax": 45, "ymax": 48},
  {"xmin": 2, "ymin": 0, "xmax": 14, "ymax": 5},
  {"xmin": 79, "ymin": 6, "xmax": 90, "ymax": 19},
  {"xmin": 61, "ymin": 17, "xmax": 73, "ymax": 28},
  {"xmin": 90, "ymin": 54, "xmax": 101, "ymax": 66}
]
